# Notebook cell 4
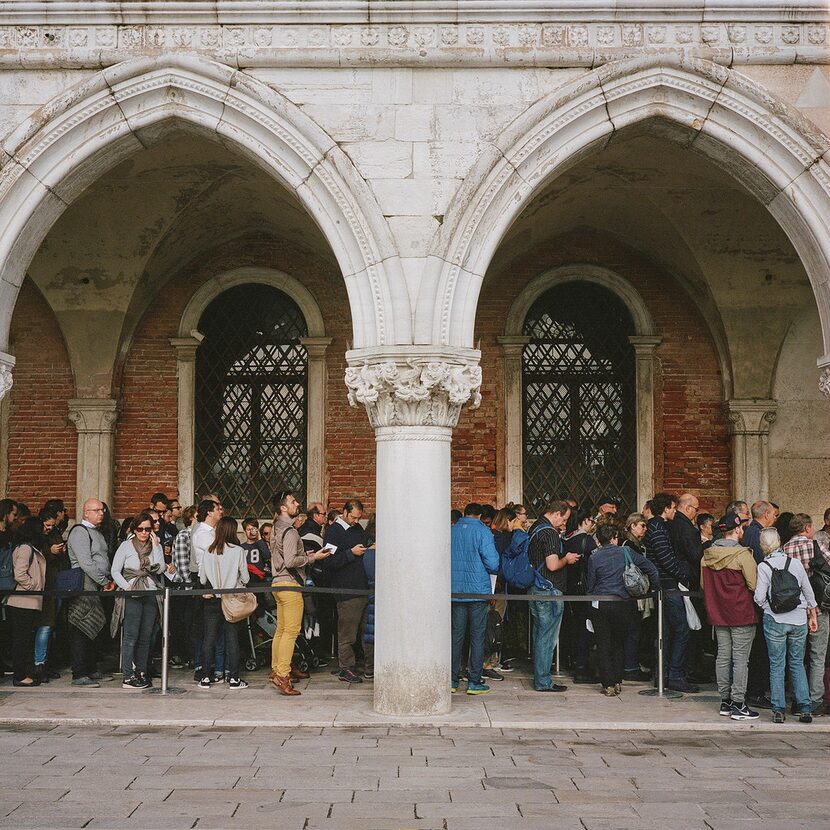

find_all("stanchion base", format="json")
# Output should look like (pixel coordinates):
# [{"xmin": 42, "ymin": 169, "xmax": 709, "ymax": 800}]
[
  {"xmin": 146, "ymin": 686, "xmax": 188, "ymax": 696},
  {"xmin": 638, "ymin": 688, "xmax": 684, "ymax": 699}
]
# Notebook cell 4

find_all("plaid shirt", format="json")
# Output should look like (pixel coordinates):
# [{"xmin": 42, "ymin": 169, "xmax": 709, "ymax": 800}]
[
  {"xmin": 783, "ymin": 534, "xmax": 830, "ymax": 577},
  {"xmin": 172, "ymin": 526, "xmax": 193, "ymax": 583}
]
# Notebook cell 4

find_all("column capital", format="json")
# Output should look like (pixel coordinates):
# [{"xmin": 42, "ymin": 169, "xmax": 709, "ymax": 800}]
[
  {"xmin": 344, "ymin": 346, "xmax": 481, "ymax": 430},
  {"xmin": 818, "ymin": 355, "xmax": 830, "ymax": 399},
  {"xmin": 299, "ymin": 335, "xmax": 333, "ymax": 358},
  {"xmin": 0, "ymin": 350, "xmax": 14, "ymax": 400},
  {"xmin": 67, "ymin": 398, "xmax": 119, "ymax": 433},
  {"xmin": 496, "ymin": 335, "xmax": 531, "ymax": 356},
  {"xmin": 170, "ymin": 334, "xmax": 203, "ymax": 362},
  {"xmin": 628, "ymin": 335, "xmax": 663, "ymax": 355},
  {"xmin": 726, "ymin": 398, "xmax": 777, "ymax": 435}
]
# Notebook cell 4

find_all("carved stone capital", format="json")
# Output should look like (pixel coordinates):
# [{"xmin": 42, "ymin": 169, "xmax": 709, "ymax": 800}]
[
  {"xmin": 496, "ymin": 335, "xmax": 531, "ymax": 357},
  {"xmin": 820, "ymin": 366, "xmax": 830, "ymax": 400},
  {"xmin": 170, "ymin": 335, "xmax": 203, "ymax": 363},
  {"xmin": 628, "ymin": 335, "xmax": 663, "ymax": 356},
  {"xmin": 726, "ymin": 399, "xmax": 777, "ymax": 435},
  {"xmin": 0, "ymin": 350, "xmax": 14, "ymax": 400},
  {"xmin": 67, "ymin": 398, "xmax": 119, "ymax": 433},
  {"xmin": 345, "ymin": 350, "xmax": 481, "ymax": 430}
]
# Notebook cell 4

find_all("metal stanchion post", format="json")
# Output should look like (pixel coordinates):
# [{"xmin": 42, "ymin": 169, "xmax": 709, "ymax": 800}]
[
  {"xmin": 161, "ymin": 586, "xmax": 170, "ymax": 696},
  {"xmin": 639, "ymin": 588, "xmax": 682, "ymax": 699}
]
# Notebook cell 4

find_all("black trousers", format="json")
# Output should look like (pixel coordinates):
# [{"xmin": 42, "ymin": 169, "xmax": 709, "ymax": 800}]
[
  {"xmin": 593, "ymin": 601, "xmax": 636, "ymax": 688},
  {"xmin": 8, "ymin": 606, "xmax": 37, "ymax": 681},
  {"xmin": 201, "ymin": 598, "xmax": 240, "ymax": 680},
  {"xmin": 746, "ymin": 620, "xmax": 770, "ymax": 697},
  {"xmin": 69, "ymin": 623, "xmax": 97, "ymax": 680}
]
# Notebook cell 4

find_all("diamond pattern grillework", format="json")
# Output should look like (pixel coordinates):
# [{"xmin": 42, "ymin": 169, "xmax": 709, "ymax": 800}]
[
  {"xmin": 522, "ymin": 281, "xmax": 636, "ymax": 515},
  {"xmin": 195, "ymin": 284, "xmax": 308, "ymax": 516}
]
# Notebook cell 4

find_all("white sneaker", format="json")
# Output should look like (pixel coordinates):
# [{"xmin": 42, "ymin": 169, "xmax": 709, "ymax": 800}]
[
  {"xmin": 197, "ymin": 677, "xmax": 211, "ymax": 689},
  {"xmin": 228, "ymin": 678, "xmax": 248, "ymax": 690}
]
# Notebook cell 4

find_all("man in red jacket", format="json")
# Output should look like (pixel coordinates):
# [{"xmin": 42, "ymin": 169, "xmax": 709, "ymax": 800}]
[{"xmin": 701, "ymin": 512, "xmax": 759, "ymax": 721}]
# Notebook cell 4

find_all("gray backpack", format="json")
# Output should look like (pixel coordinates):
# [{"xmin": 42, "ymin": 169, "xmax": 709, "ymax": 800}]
[{"xmin": 622, "ymin": 549, "xmax": 650, "ymax": 598}]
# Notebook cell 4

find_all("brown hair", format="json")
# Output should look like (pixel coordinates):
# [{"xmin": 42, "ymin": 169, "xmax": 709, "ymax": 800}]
[
  {"xmin": 492, "ymin": 507, "xmax": 517, "ymax": 532},
  {"xmin": 209, "ymin": 516, "xmax": 239, "ymax": 555}
]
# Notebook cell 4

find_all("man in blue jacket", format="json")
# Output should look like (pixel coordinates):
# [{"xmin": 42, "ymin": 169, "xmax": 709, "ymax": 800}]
[{"xmin": 451, "ymin": 503, "xmax": 500, "ymax": 695}]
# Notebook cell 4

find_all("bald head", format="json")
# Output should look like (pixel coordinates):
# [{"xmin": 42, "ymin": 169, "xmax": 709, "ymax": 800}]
[
  {"xmin": 751, "ymin": 500, "xmax": 776, "ymax": 528},
  {"xmin": 676, "ymin": 493, "xmax": 699, "ymax": 521},
  {"xmin": 82, "ymin": 498, "xmax": 104, "ymax": 527}
]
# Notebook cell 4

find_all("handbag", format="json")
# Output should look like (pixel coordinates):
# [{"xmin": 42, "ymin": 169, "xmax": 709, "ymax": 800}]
[
  {"xmin": 221, "ymin": 590, "xmax": 257, "ymax": 623},
  {"xmin": 54, "ymin": 566, "xmax": 85, "ymax": 611},
  {"xmin": 678, "ymin": 583, "xmax": 702, "ymax": 630},
  {"xmin": 622, "ymin": 549, "xmax": 650, "ymax": 598}
]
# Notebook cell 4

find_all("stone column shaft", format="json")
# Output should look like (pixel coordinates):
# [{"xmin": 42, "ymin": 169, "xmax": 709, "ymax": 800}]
[
  {"xmin": 345, "ymin": 348, "xmax": 482, "ymax": 716},
  {"xmin": 497, "ymin": 335, "xmax": 530, "ymax": 506},
  {"xmin": 300, "ymin": 336, "xmax": 332, "ymax": 504},
  {"xmin": 726, "ymin": 398, "xmax": 777, "ymax": 503},
  {"xmin": 171, "ymin": 335, "xmax": 202, "ymax": 507},
  {"xmin": 67, "ymin": 398, "xmax": 118, "ymax": 519},
  {"xmin": 629, "ymin": 335, "xmax": 662, "ymax": 510}
]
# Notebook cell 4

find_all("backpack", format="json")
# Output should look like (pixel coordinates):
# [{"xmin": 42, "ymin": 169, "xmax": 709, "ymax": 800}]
[
  {"xmin": 808, "ymin": 544, "xmax": 830, "ymax": 613},
  {"xmin": 622, "ymin": 549, "xmax": 650, "ymax": 597},
  {"xmin": 501, "ymin": 525, "xmax": 554, "ymax": 591},
  {"xmin": 0, "ymin": 543, "xmax": 13, "ymax": 590},
  {"xmin": 761, "ymin": 557, "xmax": 802, "ymax": 614}
]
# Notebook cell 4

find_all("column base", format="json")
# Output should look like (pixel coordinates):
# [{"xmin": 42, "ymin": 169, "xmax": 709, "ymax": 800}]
[{"xmin": 374, "ymin": 662, "xmax": 451, "ymax": 716}]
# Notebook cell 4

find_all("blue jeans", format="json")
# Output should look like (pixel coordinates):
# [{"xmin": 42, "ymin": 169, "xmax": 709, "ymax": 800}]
[
  {"xmin": 763, "ymin": 614, "xmax": 811, "ymax": 714},
  {"xmin": 663, "ymin": 591, "xmax": 690, "ymax": 682},
  {"xmin": 528, "ymin": 585, "xmax": 563, "ymax": 690},
  {"xmin": 34, "ymin": 625, "xmax": 52, "ymax": 666},
  {"xmin": 193, "ymin": 623, "xmax": 227, "ymax": 671},
  {"xmin": 121, "ymin": 594, "xmax": 158, "ymax": 678},
  {"xmin": 451, "ymin": 601, "xmax": 488, "ymax": 686}
]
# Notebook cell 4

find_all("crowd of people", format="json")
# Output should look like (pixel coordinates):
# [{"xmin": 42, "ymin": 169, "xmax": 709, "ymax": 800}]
[
  {"xmin": 1, "ymin": 488, "xmax": 829, "ymax": 724},
  {"xmin": 450, "ymin": 494, "xmax": 830, "ymax": 723},
  {"xmin": 0, "ymin": 492, "xmax": 376, "ymax": 696}
]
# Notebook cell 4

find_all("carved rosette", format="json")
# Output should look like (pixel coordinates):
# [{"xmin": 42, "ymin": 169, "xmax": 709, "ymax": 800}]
[
  {"xmin": 820, "ymin": 367, "xmax": 830, "ymax": 400},
  {"xmin": 345, "ymin": 360, "xmax": 482, "ymax": 429}
]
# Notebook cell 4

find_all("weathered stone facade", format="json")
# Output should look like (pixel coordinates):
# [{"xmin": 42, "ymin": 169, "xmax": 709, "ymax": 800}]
[{"xmin": 1, "ymin": 0, "xmax": 829, "ymax": 714}]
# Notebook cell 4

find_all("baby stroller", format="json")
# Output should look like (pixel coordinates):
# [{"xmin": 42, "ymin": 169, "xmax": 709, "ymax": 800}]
[{"xmin": 243, "ymin": 603, "xmax": 322, "ymax": 674}]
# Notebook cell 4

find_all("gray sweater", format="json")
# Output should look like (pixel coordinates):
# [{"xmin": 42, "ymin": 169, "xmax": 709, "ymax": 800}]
[
  {"xmin": 754, "ymin": 550, "xmax": 817, "ymax": 626},
  {"xmin": 67, "ymin": 521, "xmax": 110, "ymax": 587}
]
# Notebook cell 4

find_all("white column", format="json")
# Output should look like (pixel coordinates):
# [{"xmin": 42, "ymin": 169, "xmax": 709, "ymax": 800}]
[
  {"xmin": 497, "ymin": 335, "xmax": 530, "ymax": 505},
  {"xmin": 0, "ymin": 350, "xmax": 14, "ymax": 496},
  {"xmin": 67, "ymin": 398, "xmax": 119, "ymax": 518},
  {"xmin": 170, "ymin": 335, "xmax": 202, "ymax": 506},
  {"xmin": 726, "ymin": 398, "xmax": 778, "ymax": 503},
  {"xmin": 345, "ymin": 348, "xmax": 482, "ymax": 716},
  {"xmin": 629, "ymin": 335, "xmax": 662, "ymax": 510},
  {"xmin": 300, "ymin": 336, "xmax": 332, "ymax": 505}
]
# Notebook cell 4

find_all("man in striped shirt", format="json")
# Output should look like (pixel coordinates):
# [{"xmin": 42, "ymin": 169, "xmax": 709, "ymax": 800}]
[{"xmin": 784, "ymin": 513, "xmax": 830, "ymax": 715}]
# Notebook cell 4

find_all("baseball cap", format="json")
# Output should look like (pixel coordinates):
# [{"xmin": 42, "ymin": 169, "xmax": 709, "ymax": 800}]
[{"xmin": 717, "ymin": 512, "xmax": 748, "ymax": 532}]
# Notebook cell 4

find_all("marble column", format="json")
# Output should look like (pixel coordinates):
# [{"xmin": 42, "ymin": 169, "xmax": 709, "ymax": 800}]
[
  {"xmin": 170, "ymin": 335, "xmax": 202, "ymax": 507},
  {"xmin": 726, "ymin": 398, "xmax": 778, "ymax": 503},
  {"xmin": 0, "ymin": 350, "xmax": 14, "ymax": 496},
  {"xmin": 629, "ymin": 335, "xmax": 662, "ymax": 511},
  {"xmin": 497, "ymin": 335, "xmax": 530, "ymax": 506},
  {"xmin": 300, "ymin": 336, "xmax": 332, "ymax": 505},
  {"xmin": 67, "ymin": 397, "xmax": 119, "ymax": 519},
  {"xmin": 345, "ymin": 348, "xmax": 482, "ymax": 716}
]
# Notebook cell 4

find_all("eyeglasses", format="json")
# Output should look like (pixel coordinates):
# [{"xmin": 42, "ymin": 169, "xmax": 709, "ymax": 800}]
[
  {"xmin": 135, "ymin": 526, "xmax": 152, "ymax": 533},
  {"xmin": 152, "ymin": 519, "xmax": 161, "ymax": 525}
]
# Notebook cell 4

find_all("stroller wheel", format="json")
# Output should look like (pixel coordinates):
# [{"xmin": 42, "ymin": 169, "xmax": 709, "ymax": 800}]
[
  {"xmin": 297, "ymin": 659, "xmax": 309, "ymax": 674},
  {"xmin": 311, "ymin": 655, "xmax": 320, "ymax": 669},
  {"xmin": 244, "ymin": 658, "xmax": 258, "ymax": 673}
]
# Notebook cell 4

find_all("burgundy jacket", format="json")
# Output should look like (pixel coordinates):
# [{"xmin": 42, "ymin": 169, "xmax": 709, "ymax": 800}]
[{"xmin": 701, "ymin": 541, "xmax": 758, "ymax": 627}]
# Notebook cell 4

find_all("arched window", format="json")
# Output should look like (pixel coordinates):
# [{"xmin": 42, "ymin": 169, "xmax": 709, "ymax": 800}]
[
  {"xmin": 522, "ymin": 281, "xmax": 636, "ymax": 514},
  {"xmin": 195, "ymin": 284, "xmax": 308, "ymax": 516}
]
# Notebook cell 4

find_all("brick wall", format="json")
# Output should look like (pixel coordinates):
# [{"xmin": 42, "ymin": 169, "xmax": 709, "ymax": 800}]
[
  {"xmin": 5, "ymin": 278, "xmax": 77, "ymax": 515},
  {"xmin": 113, "ymin": 236, "xmax": 376, "ymax": 517},
  {"xmin": 456, "ymin": 229, "xmax": 731, "ymax": 515}
]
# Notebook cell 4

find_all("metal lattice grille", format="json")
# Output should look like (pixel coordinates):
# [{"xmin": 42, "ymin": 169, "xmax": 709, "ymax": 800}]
[
  {"xmin": 195, "ymin": 284, "xmax": 308, "ymax": 516},
  {"xmin": 522, "ymin": 281, "xmax": 636, "ymax": 514}
]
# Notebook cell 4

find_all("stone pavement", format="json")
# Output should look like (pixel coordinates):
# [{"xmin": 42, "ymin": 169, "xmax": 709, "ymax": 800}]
[
  {"xmin": 1, "ymin": 662, "xmax": 829, "ymax": 732},
  {"xmin": 0, "ymin": 722, "xmax": 825, "ymax": 830}
]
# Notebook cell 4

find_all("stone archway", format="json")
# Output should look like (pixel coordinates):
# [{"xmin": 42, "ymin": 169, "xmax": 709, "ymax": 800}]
[
  {"xmin": 419, "ymin": 55, "xmax": 830, "ymax": 396},
  {"xmin": 0, "ymin": 53, "xmax": 410, "ymax": 386}
]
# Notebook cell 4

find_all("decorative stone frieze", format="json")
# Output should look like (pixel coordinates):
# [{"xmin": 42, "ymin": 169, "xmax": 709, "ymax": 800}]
[
  {"xmin": 345, "ymin": 357, "xmax": 481, "ymax": 430},
  {"xmin": 0, "ymin": 21, "xmax": 826, "ymax": 66}
]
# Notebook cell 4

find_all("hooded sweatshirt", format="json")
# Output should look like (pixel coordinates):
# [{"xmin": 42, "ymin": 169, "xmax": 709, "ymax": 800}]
[{"xmin": 701, "ymin": 538, "xmax": 758, "ymax": 627}]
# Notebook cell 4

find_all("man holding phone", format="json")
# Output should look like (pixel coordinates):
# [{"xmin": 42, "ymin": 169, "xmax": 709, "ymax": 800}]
[{"xmin": 322, "ymin": 499, "xmax": 374, "ymax": 683}]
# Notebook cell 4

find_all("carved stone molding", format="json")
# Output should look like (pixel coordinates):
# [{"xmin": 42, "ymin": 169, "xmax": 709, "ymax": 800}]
[
  {"xmin": 345, "ymin": 356, "xmax": 482, "ymax": 430},
  {"xmin": 67, "ymin": 397, "xmax": 119, "ymax": 433},
  {"xmin": 0, "ymin": 351, "xmax": 14, "ymax": 401},
  {"xmin": 726, "ymin": 399, "xmax": 778, "ymax": 435},
  {"xmin": 0, "ymin": 21, "xmax": 826, "ymax": 67}
]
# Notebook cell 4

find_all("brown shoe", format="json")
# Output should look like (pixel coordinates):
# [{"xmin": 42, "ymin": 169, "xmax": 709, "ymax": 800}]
[
  {"xmin": 290, "ymin": 665, "xmax": 310, "ymax": 680},
  {"xmin": 271, "ymin": 674, "xmax": 301, "ymax": 696}
]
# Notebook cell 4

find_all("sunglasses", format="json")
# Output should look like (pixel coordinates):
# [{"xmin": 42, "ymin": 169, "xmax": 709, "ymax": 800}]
[{"xmin": 136, "ymin": 526, "xmax": 152, "ymax": 533}]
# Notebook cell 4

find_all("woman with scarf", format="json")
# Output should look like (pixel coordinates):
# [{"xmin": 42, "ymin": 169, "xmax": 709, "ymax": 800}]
[{"xmin": 110, "ymin": 511, "xmax": 166, "ymax": 690}]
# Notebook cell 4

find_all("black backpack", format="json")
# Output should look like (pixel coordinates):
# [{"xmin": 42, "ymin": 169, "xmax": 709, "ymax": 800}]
[
  {"xmin": 762, "ymin": 557, "xmax": 802, "ymax": 614},
  {"xmin": 808, "ymin": 542, "xmax": 830, "ymax": 613}
]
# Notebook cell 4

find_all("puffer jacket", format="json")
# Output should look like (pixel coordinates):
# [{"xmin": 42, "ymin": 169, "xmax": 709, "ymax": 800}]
[
  {"xmin": 451, "ymin": 517, "xmax": 499, "ymax": 601},
  {"xmin": 701, "ymin": 539, "xmax": 758, "ymax": 627},
  {"xmin": 362, "ymin": 547, "xmax": 375, "ymax": 645}
]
